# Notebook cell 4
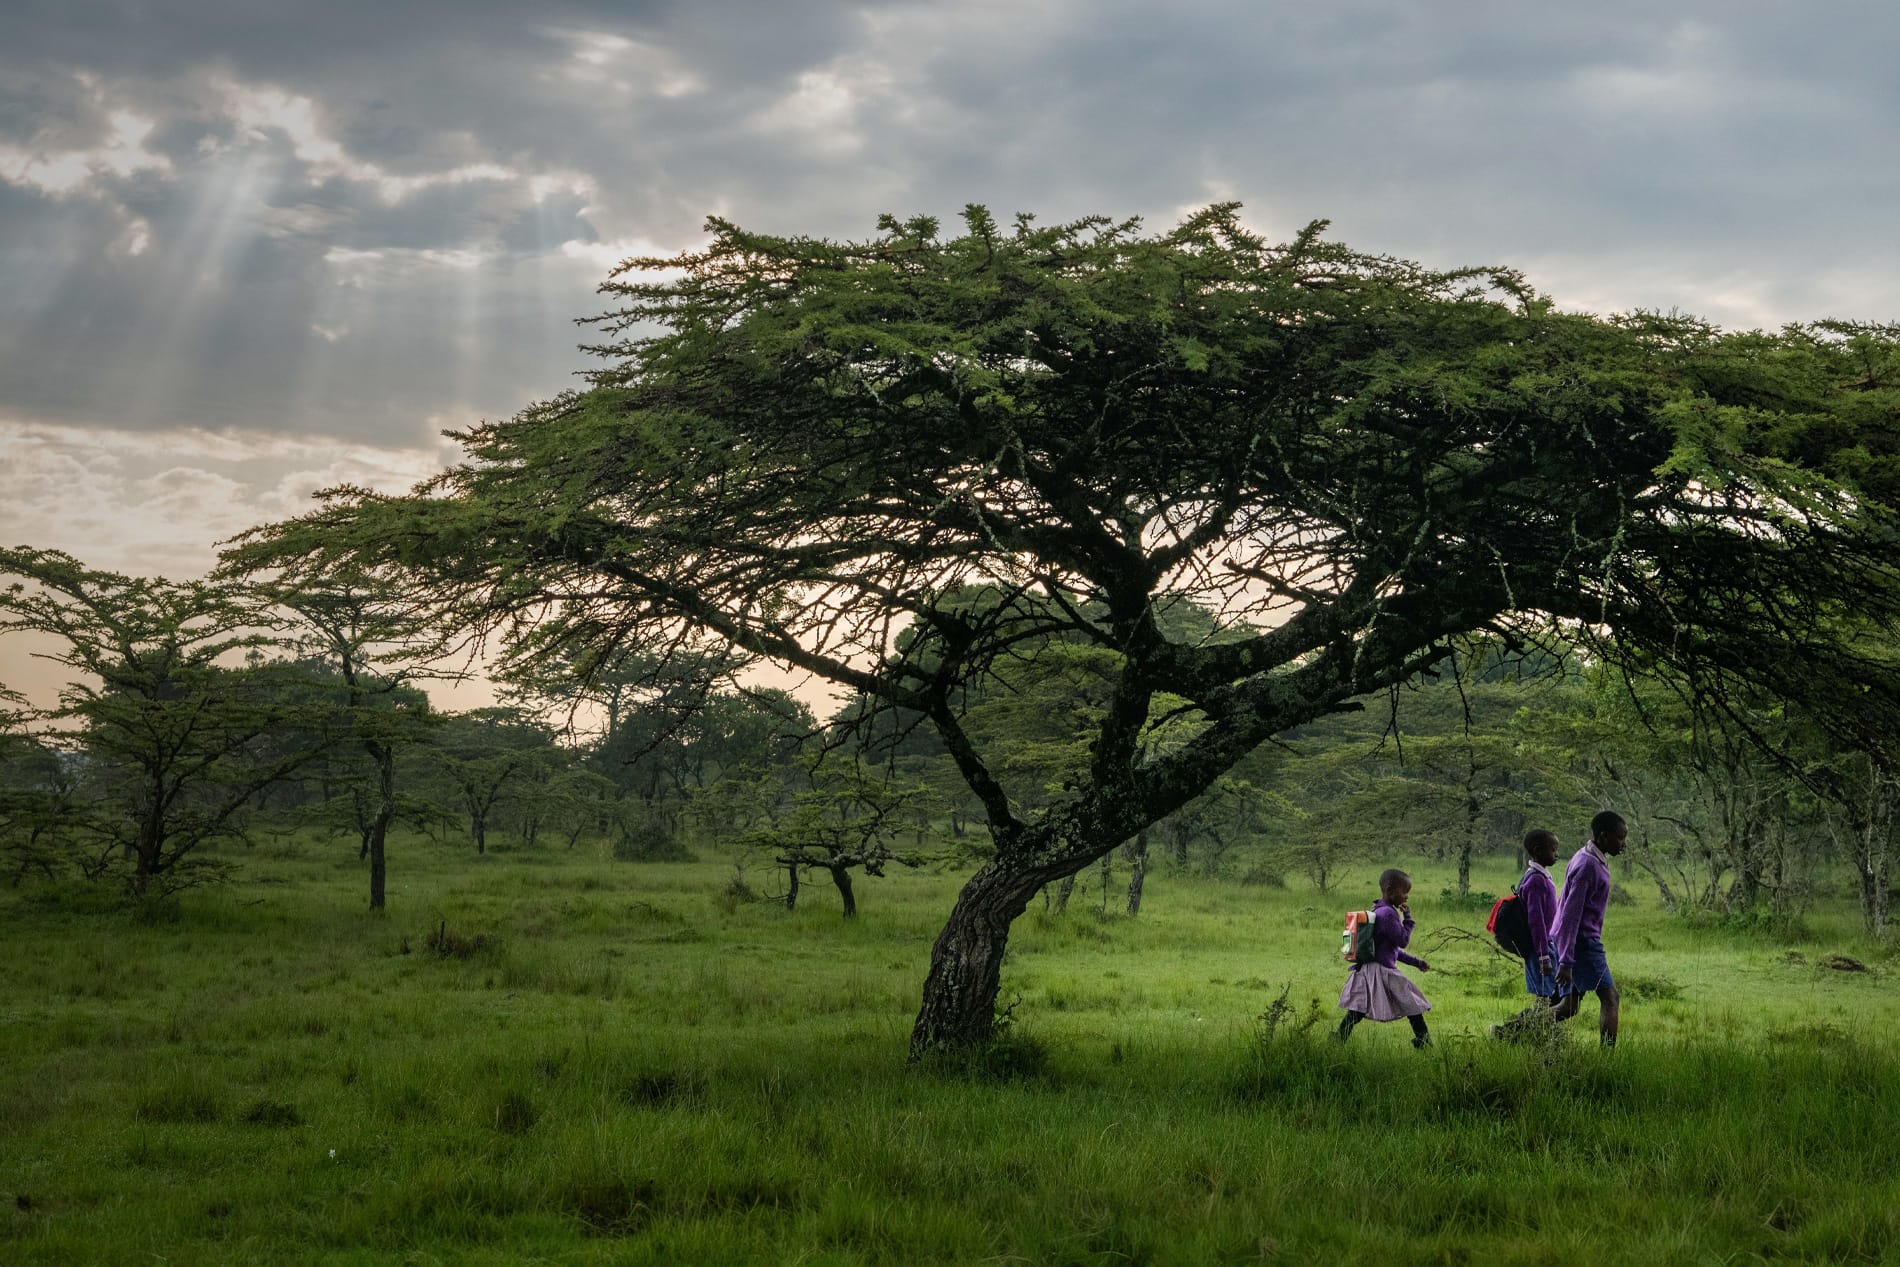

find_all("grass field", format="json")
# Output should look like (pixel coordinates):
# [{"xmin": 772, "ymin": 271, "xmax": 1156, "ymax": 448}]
[{"xmin": 3, "ymin": 834, "xmax": 1898, "ymax": 1265}]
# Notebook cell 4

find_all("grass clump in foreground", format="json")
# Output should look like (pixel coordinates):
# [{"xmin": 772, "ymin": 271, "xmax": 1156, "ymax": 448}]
[{"xmin": 2, "ymin": 833, "xmax": 1898, "ymax": 1264}]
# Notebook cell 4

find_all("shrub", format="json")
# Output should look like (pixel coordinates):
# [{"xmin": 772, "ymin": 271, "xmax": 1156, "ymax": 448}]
[{"xmin": 424, "ymin": 921, "xmax": 497, "ymax": 959}]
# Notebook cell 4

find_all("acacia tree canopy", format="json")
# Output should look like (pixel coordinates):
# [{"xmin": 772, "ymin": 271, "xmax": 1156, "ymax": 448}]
[
  {"xmin": 0, "ymin": 547, "xmax": 344, "ymax": 894},
  {"xmin": 232, "ymin": 205, "xmax": 1900, "ymax": 1055}
]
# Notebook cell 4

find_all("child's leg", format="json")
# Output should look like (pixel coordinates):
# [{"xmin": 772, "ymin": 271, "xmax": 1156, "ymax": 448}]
[
  {"xmin": 1337, "ymin": 1010, "xmax": 1365, "ymax": 1040},
  {"xmin": 1597, "ymin": 983, "xmax": 1620, "ymax": 1046},
  {"xmin": 1408, "ymin": 1014, "xmax": 1431, "ymax": 1048}
]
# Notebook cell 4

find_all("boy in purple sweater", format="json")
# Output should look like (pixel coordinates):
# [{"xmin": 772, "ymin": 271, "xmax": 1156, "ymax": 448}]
[
  {"xmin": 1550, "ymin": 810, "xmax": 1627, "ymax": 1046},
  {"xmin": 1490, "ymin": 828, "xmax": 1561, "ymax": 1041}
]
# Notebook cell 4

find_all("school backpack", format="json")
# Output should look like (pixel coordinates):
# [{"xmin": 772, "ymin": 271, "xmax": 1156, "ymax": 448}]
[
  {"xmin": 1486, "ymin": 873, "xmax": 1537, "ymax": 959},
  {"xmin": 1340, "ymin": 909, "xmax": 1377, "ymax": 965}
]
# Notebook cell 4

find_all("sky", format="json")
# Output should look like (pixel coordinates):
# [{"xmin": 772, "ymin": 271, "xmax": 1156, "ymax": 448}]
[{"xmin": 3, "ymin": 0, "xmax": 1898, "ymax": 588}]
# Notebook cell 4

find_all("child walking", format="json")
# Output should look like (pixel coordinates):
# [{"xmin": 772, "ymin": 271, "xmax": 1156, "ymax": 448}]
[
  {"xmin": 1491, "ymin": 828, "xmax": 1561, "ymax": 1041},
  {"xmin": 1551, "ymin": 810, "xmax": 1627, "ymax": 1046},
  {"xmin": 1338, "ymin": 867, "xmax": 1434, "ymax": 1047}
]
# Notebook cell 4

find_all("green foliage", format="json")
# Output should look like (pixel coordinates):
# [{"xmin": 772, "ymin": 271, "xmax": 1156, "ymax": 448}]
[{"xmin": 0, "ymin": 548, "xmax": 348, "ymax": 894}]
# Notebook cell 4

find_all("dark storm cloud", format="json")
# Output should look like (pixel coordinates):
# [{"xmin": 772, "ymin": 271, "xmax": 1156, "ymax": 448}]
[{"xmin": 4, "ymin": 0, "xmax": 1899, "ymax": 452}]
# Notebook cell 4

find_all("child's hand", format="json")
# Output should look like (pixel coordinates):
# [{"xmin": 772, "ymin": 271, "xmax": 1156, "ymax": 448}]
[
  {"xmin": 1398, "ymin": 902, "xmax": 1412, "ymax": 920},
  {"xmin": 1415, "ymin": 959, "xmax": 1431, "ymax": 972}
]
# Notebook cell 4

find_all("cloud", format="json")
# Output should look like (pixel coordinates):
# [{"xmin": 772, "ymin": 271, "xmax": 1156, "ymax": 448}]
[
  {"xmin": 2, "ymin": 0, "xmax": 1899, "ymax": 594},
  {"xmin": 0, "ymin": 420, "xmax": 461, "ymax": 577}
]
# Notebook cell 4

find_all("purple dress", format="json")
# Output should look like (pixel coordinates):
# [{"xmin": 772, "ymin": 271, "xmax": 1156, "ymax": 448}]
[{"xmin": 1338, "ymin": 898, "xmax": 1432, "ymax": 1020}]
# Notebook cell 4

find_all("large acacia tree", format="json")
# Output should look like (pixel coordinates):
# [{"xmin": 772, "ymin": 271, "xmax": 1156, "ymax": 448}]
[{"xmin": 233, "ymin": 206, "xmax": 1900, "ymax": 1055}]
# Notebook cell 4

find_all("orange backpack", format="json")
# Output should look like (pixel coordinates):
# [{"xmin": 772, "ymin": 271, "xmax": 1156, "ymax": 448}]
[{"xmin": 1340, "ymin": 909, "xmax": 1377, "ymax": 964}]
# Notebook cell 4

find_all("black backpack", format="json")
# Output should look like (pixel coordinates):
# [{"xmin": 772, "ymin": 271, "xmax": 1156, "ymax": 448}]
[{"xmin": 1485, "ymin": 870, "xmax": 1539, "ymax": 959}]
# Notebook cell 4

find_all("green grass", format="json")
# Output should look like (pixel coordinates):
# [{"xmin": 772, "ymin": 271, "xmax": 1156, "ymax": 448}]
[{"xmin": 3, "ymin": 834, "xmax": 1898, "ymax": 1264}]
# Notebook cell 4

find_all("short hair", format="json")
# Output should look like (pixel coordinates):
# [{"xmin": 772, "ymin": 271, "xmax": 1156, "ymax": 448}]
[
  {"xmin": 1378, "ymin": 867, "xmax": 1411, "ymax": 893},
  {"xmin": 1590, "ymin": 810, "xmax": 1626, "ymax": 840},
  {"xmin": 1523, "ymin": 828, "xmax": 1558, "ymax": 852}
]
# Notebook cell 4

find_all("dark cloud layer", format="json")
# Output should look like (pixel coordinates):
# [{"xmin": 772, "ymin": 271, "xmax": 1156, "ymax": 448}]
[{"xmin": 4, "ymin": 1, "xmax": 1899, "ymax": 451}]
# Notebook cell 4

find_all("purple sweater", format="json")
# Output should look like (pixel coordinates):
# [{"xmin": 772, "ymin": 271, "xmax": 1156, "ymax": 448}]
[
  {"xmin": 1549, "ymin": 843, "xmax": 1612, "ymax": 967},
  {"xmin": 1369, "ymin": 899, "xmax": 1426, "ymax": 970},
  {"xmin": 1517, "ymin": 864, "xmax": 1557, "ymax": 961}
]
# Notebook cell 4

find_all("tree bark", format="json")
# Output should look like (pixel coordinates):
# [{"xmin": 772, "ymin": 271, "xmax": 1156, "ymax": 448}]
[
  {"xmin": 828, "ymin": 863, "xmax": 857, "ymax": 918},
  {"xmin": 909, "ymin": 863, "xmax": 1046, "ymax": 1058},
  {"xmin": 1125, "ymin": 829, "xmax": 1149, "ymax": 916},
  {"xmin": 368, "ymin": 742, "xmax": 393, "ymax": 911},
  {"xmin": 132, "ymin": 790, "xmax": 164, "ymax": 894},
  {"xmin": 1458, "ymin": 787, "xmax": 1479, "ymax": 897}
]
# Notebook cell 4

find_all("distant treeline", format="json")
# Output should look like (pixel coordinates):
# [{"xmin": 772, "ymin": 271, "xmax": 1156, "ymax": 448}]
[{"xmin": 2, "ymin": 557, "xmax": 1891, "ymax": 939}]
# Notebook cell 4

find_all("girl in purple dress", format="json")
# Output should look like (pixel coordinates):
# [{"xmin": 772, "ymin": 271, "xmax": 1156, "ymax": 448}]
[{"xmin": 1337, "ymin": 868, "xmax": 1434, "ymax": 1047}]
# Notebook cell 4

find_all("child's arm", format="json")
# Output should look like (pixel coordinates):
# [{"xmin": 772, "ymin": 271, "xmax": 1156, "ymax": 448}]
[
  {"xmin": 1390, "ymin": 903, "xmax": 1413, "ymax": 948},
  {"xmin": 1548, "ymin": 872, "xmax": 1590, "ymax": 967},
  {"xmin": 1390, "ymin": 903, "xmax": 1428, "ymax": 969},
  {"xmin": 1524, "ymin": 877, "xmax": 1555, "ymax": 962}
]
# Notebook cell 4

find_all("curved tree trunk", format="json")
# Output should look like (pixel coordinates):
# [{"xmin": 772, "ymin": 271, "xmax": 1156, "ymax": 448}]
[
  {"xmin": 828, "ymin": 863, "xmax": 857, "ymax": 918},
  {"xmin": 909, "ymin": 863, "xmax": 1046, "ymax": 1058}
]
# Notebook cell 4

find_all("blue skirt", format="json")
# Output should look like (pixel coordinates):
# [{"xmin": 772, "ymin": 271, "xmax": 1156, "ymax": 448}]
[
  {"xmin": 1563, "ymin": 936, "xmax": 1615, "ymax": 995},
  {"xmin": 1523, "ymin": 955, "xmax": 1558, "ymax": 998}
]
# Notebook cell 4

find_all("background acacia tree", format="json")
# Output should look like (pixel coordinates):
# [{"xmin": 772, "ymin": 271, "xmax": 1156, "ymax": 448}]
[
  {"xmin": 0, "ymin": 686, "xmax": 75, "ymax": 884},
  {"xmin": 241, "ymin": 569, "xmax": 448, "ymax": 910},
  {"xmin": 734, "ymin": 755, "xmax": 936, "ymax": 917},
  {"xmin": 231, "ymin": 206, "xmax": 1900, "ymax": 1055},
  {"xmin": 421, "ymin": 706, "xmax": 560, "ymax": 854},
  {"xmin": 0, "ymin": 548, "xmax": 342, "ymax": 896},
  {"xmin": 495, "ymin": 646, "xmax": 812, "ymax": 858}
]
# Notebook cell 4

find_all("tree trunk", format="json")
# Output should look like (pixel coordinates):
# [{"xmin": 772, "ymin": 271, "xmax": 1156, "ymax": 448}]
[
  {"xmin": 828, "ymin": 863, "xmax": 857, "ymax": 918},
  {"xmin": 1052, "ymin": 873, "xmax": 1075, "ymax": 915},
  {"xmin": 1125, "ymin": 829, "xmax": 1149, "ymax": 916},
  {"xmin": 784, "ymin": 859, "xmax": 799, "ymax": 912},
  {"xmin": 368, "ymin": 745, "xmax": 394, "ymax": 911},
  {"xmin": 1875, "ymin": 846, "xmax": 1890, "ymax": 940},
  {"xmin": 1458, "ymin": 789, "xmax": 1479, "ymax": 897},
  {"xmin": 909, "ymin": 863, "xmax": 1045, "ymax": 1058},
  {"xmin": 133, "ymin": 795, "xmax": 164, "ymax": 894}
]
